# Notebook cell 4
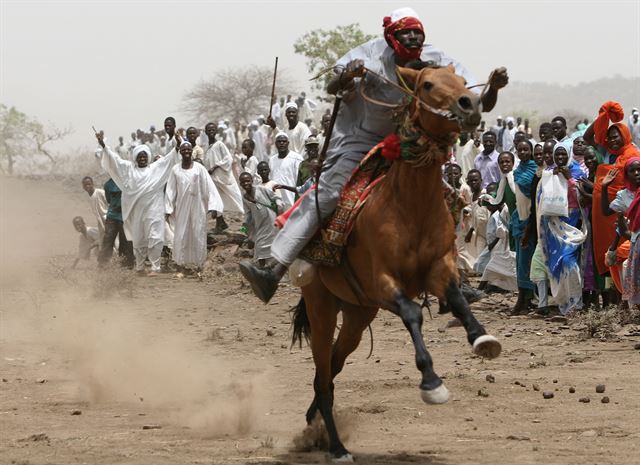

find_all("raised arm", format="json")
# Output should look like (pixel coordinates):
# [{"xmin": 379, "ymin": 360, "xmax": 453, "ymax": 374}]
[
  {"xmin": 600, "ymin": 168, "xmax": 619, "ymax": 216},
  {"xmin": 480, "ymin": 68, "xmax": 508, "ymax": 113},
  {"xmin": 96, "ymin": 133, "xmax": 131, "ymax": 189}
]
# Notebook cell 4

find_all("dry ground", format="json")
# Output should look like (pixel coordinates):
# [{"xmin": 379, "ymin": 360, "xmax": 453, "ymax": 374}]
[{"xmin": 1, "ymin": 176, "xmax": 639, "ymax": 465}]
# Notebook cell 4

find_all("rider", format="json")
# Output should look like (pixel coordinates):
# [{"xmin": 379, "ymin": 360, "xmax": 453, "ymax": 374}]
[{"xmin": 240, "ymin": 7, "xmax": 509, "ymax": 303}]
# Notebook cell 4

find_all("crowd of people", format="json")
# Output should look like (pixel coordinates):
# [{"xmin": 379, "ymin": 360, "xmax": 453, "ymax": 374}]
[
  {"xmin": 447, "ymin": 105, "xmax": 640, "ymax": 315},
  {"xmin": 75, "ymin": 96, "xmax": 329, "ymax": 275},
  {"xmin": 73, "ymin": 6, "xmax": 640, "ymax": 319}
]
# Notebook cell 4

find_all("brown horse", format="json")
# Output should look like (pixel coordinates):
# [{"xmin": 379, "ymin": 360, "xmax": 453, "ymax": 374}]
[{"xmin": 291, "ymin": 64, "xmax": 501, "ymax": 462}]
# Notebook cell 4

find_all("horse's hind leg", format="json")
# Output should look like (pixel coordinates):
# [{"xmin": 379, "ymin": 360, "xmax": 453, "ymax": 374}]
[
  {"xmin": 393, "ymin": 292, "xmax": 449, "ymax": 405},
  {"xmin": 305, "ymin": 304, "xmax": 378, "ymax": 425},
  {"xmin": 303, "ymin": 281, "xmax": 353, "ymax": 462},
  {"xmin": 444, "ymin": 279, "xmax": 501, "ymax": 359}
]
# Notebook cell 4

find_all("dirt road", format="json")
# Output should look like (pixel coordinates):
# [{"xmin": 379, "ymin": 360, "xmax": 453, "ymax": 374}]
[{"xmin": 1, "ymin": 176, "xmax": 638, "ymax": 465}]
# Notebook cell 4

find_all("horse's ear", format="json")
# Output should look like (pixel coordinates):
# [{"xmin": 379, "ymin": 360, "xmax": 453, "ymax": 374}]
[
  {"xmin": 447, "ymin": 63, "xmax": 456, "ymax": 73},
  {"xmin": 397, "ymin": 66, "xmax": 420, "ymax": 87}
]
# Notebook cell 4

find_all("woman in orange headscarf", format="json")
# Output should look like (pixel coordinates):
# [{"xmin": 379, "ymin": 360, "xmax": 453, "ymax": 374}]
[{"xmin": 585, "ymin": 100, "xmax": 640, "ymax": 277}]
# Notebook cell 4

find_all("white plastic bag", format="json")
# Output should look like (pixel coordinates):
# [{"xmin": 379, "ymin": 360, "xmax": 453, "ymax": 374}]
[{"xmin": 538, "ymin": 171, "xmax": 568, "ymax": 217}]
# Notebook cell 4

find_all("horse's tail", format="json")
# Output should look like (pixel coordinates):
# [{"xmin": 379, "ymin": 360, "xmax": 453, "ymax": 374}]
[{"xmin": 290, "ymin": 296, "xmax": 311, "ymax": 348}]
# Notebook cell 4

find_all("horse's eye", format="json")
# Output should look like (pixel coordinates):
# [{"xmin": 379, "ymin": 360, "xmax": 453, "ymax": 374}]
[{"xmin": 423, "ymin": 81, "xmax": 433, "ymax": 92}]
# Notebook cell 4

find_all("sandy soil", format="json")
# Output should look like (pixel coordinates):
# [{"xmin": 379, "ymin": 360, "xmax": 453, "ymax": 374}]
[{"xmin": 1, "ymin": 176, "xmax": 639, "ymax": 465}]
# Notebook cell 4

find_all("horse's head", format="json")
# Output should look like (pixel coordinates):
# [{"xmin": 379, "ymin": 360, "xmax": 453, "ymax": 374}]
[{"xmin": 397, "ymin": 64, "xmax": 481, "ymax": 138}]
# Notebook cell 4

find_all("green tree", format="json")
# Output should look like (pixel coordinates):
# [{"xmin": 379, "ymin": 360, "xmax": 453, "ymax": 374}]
[
  {"xmin": 294, "ymin": 24, "xmax": 375, "ymax": 92},
  {"xmin": 0, "ymin": 104, "xmax": 72, "ymax": 174}
]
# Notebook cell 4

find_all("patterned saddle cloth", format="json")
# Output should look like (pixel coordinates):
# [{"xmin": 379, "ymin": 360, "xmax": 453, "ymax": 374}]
[{"xmin": 299, "ymin": 143, "xmax": 391, "ymax": 266}]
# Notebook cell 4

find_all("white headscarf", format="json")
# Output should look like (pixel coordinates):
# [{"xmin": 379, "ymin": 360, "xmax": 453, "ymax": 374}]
[
  {"xmin": 132, "ymin": 145, "xmax": 150, "ymax": 160},
  {"xmin": 390, "ymin": 7, "xmax": 421, "ymax": 22},
  {"xmin": 274, "ymin": 131, "xmax": 289, "ymax": 140},
  {"xmin": 284, "ymin": 102, "xmax": 298, "ymax": 111}
]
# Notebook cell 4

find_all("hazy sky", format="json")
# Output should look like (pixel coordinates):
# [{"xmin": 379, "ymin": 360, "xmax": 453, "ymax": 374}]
[{"xmin": 1, "ymin": 0, "xmax": 639, "ymax": 149}]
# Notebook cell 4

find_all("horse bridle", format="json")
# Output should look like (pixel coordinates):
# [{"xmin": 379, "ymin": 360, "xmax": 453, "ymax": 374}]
[{"xmin": 356, "ymin": 65, "xmax": 491, "ymax": 127}]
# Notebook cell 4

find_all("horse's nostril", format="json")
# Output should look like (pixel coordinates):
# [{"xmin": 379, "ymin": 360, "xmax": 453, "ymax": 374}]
[{"xmin": 458, "ymin": 96, "xmax": 473, "ymax": 111}]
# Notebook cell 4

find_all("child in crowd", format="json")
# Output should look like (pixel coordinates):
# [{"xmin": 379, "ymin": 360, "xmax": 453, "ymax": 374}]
[{"xmin": 71, "ymin": 216, "xmax": 100, "ymax": 269}]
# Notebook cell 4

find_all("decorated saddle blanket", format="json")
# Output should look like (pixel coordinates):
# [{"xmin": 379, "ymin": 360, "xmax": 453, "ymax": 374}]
[{"xmin": 275, "ymin": 142, "xmax": 391, "ymax": 267}]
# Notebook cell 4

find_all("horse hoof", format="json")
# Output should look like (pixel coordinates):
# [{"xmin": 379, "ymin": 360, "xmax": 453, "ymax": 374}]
[
  {"xmin": 331, "ymin": 452, "xmax": 354, "ymax": 463},
  {"xmin": 420, "ymin": 384, "xmax": 449, "ymax": 404},
  {"xmin": 473, "ymin": 334, "xmax": 502, "ymax": 359}
]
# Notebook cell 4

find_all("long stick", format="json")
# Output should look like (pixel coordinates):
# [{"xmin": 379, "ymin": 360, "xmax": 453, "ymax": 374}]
[{"xmin": 268, "ymin": 57, "xmax": 279, "ymax": 119}]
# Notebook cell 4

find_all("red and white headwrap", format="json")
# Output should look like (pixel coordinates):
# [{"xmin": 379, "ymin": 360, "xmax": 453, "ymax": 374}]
[{"xmin": 382, "ymin": 7, "xmax": 424, "ymax": 61}]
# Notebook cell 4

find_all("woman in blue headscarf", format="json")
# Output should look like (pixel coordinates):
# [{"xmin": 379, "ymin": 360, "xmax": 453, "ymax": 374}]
[{"xmin": 536, "ymin": 142, "xmax": 587, "ymax": 315}]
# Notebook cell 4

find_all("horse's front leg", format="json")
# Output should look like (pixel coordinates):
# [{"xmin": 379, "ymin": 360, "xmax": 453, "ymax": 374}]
[
  {"xmin": 444, "ymin": 279, "xmax": 502, "ymax": 359},
  {"xmin": 393, "ymin": 292, "xmax": 449, "ymax": 404}
]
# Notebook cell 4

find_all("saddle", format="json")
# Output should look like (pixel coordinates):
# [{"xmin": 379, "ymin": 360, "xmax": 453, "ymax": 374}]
[{"xmin": 299, "ymin": 143, "xmax": 391, "ymax": 266}]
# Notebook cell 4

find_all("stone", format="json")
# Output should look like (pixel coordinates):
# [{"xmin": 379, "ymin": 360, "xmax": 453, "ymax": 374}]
[
  {"xmin": 532, "ymin": 384, "xmax": 540, "ymax": 391},
  {"xmin": 71, "ymin": 410, "xmax": 82, "ymax": 415},
  {"xmin": 142, "ymin": 425, "xmax": 162, "ymax": 430},
  {"xmin": 595, "ymin": 384, "xmax": 605, "ymax": 393},
  {"xmin": 477, "ymin": 388, "xmax": 489, "ymax": 398},
  {"xmin": 542, "ymin": 391, "xmax": 554, "ymax": 399},
  {"xmin": 569, "ymin": 387, "xmax": 576, "ymax": 393},
  {"xmin": 580, "ymin": 430, "xmax": 597, "ymax": 438},
  {"xmin": 601, "ymin": 396, "xmax": 610, "ymax": 404},
  {"xmin": 579, "ymin": 397, "xmax": 591, "ymax": 403},
  {"xmin": 485, "ymin": 374, "xmax": 495, "ymax": 383}
]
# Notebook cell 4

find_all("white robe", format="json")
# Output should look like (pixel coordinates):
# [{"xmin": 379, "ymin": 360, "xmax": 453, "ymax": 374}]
[
  {"xmin": 203, "ymin": 141, "xmax": 244, "ymax": 214},
  {"xmin": 89, "ymin": 188, "xmax": 108, "ymax": 241},
  {"xmin": 165, "ymin": 162, "xmax": 223, "ymax": 267},
  {"xmin": 269, "ymin": 150, "xmax": 303, "ymax": 208},
  {"xmin": 115, "ymin": 144, "xmax": 130, "ymax": 161},
  {"xmin": 244, "ymin": 156, "xmax": 261, "ymax": 185},
  {"xmin": 252, "ymin": 129, "xmax": 268, "ymax": 162},
  {"xmin": 480, "ymin": 206, "xmax": 518, "ymax": 291},
  {"xmin": 101, "ymin": 146, "xmax": 179, "ymax": 248},
  {"xmin": 458, "ymin": 140, "xmax": 483, "ymax": 178},
  {"xmin": 277, "ymin": 122, "xmax": 312, "ymax": 156},
  {"xmin": 243, "ymin": 186, "xmax": 281, "ymax": 260}
]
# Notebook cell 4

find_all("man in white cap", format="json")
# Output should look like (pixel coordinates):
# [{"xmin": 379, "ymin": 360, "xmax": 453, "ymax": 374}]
[
  {"xmin": 266, "ymin": 102, "xmax": 311, "ymax": 154},
  {"xmin": 629, "ymin": 108, "xmax": 640, "ymax": 146},
  {"xmin": 268, "ymin": 132, "xmax": 303, "ymax": 209},
  {"xmin": 95, "ymin": 132, "xmax": 181, "ymax": 276},
  {"xmin": 240, "ymin": 6, "xmax": 508, "ymax": 303}
]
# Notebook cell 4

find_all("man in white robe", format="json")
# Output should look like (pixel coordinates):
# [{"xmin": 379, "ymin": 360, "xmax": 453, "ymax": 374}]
[
  {"xmin": 458, "ymin": 133, "xmax": 483, "ymax": 177},
  {"xmin": 203, "ymin": 122, "xmax": 244, "ymax": 232},
  {"xmin": 81, "ymin": 176, "xmax": 107, "ymax": 245},
  {"xmin": 266, "ymin": 102, "xmax": 312, "ymax": 156},
  {"xmin": 268, "ymin": 132, "xmax": 303, "ymax": 209},
  {"xmin": 239, "ymin": 172, "xmax": 282, "ymax": 267},
  {"xmin": 163, "ymin": 116, "xmax": 177, "ymax": 156},
  {"xmin": 115, "ymin": 136, "xmax": 130, "ymax": 160},
  {"xmin": 165, "ymin": 141, "xmax": 223, "ymax": 270},
  {"xmin": 96, "ymin": 133, "xmax": 180, "ymax": 276},
  {"xmin": 249, "ymin": 120, "xmax": 269, "ymax": 162}
]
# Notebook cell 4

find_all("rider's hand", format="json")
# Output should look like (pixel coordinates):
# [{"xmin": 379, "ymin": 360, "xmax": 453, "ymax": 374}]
[{"xmin": 489, "ymin": 67, "xmax": 509, "ymax": 90}]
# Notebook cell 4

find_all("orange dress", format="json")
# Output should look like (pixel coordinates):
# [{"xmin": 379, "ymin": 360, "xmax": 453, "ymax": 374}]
[{"xmin": 590, "ymin": 101, "xmax": 639, "ymax": 275}]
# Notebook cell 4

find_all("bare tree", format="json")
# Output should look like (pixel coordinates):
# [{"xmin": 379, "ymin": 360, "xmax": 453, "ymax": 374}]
[{"xmin": 181, "ymin": 66, "xmax": 295, "ymax": 126}]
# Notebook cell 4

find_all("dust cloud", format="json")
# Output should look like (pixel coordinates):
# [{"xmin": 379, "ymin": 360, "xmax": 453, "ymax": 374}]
[{"xmin": 0, "ymin": 175, "xmax": 268, "ymax": 438}]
